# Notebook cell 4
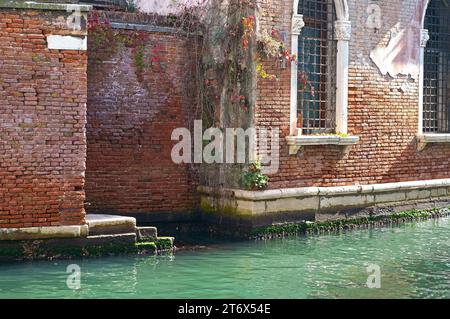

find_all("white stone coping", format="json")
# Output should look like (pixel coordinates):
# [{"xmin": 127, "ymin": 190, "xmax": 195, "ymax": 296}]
[
  {"xmin": 86, "ymin": 214, "xmax": 136, "ymax": 228},
  {"xmin": 0, "ymin": 215, "xmax": 138, "ymax": 241},
  {"xmin": 0, "ymin": 1, "xmax": 92, "ymax": 11},
  {"xmin": 198, "ymin": 178, "xmax": 450, "ymax": 201},
  {"xmin": 0, "ymin": 225, "xmax": 88, "ymax": 241},
  {"xmin": 418, "ymin": 133, "xmax": 450, "ymax": 144}
]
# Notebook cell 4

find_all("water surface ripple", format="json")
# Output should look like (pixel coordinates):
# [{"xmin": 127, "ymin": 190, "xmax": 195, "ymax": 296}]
[{"xmin": 0, "ymin": 217, "xmax": 449, "ymax": 298}]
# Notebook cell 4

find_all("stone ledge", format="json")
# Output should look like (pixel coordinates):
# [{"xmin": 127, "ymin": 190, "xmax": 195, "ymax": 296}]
[
  {"xmin": 199, "ymin": 178, "xmax": 450, "ymax": 201},
  {"xmin": 0, "ymin": 214, "xmax": 138, "ymax": 241},
  {"xmin": 0, "ymin": 1, "xmax": 92, "ymax": 11},
  {"xmin": 417, "ymin": 134, "xmax": 450, "ymax": 151},
  {"xmin": 86, "ymin": 214, "xmax": 136, "ymax": 236},
  {"xmin": 199, "ymin": 178, "xmax": 450, "ymax": 216},
  {"xmin": 0, "ymin": 225, "xmax": 88, "ymax": 241},
  {"xmin": 286, "ymin": 135, "xmax": 360, "ymax": 155}
]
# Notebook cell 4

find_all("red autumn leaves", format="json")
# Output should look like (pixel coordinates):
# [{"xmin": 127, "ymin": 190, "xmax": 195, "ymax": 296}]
[{"xmin": 241, "ymin": 15, "xmax": 255, "ymax": 50}]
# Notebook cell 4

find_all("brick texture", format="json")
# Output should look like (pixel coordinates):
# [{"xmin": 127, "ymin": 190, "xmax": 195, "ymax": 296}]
[
  {"xmin": 0, "ymin": 9, "xmax": 87, "ymax": 228},
  {"xmin": 85, "ymin": 16, "xmax": 200, "ymax": 214},
  {"xmin": 2, "ymin": 1, "xmax": 450, "ymax": 228},
  {"xmin": 255, "ymin": 0, "xmax": 450, "ymax": 189}
]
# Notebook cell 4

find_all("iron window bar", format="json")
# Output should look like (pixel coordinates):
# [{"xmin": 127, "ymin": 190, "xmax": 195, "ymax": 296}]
[
  {"xmin": 297, "ymin": 0, "xmax": 337, "ymax": 135},
  {"xmin": 423, "ymin": 0, "xmax": 450, "ymax": 134}
]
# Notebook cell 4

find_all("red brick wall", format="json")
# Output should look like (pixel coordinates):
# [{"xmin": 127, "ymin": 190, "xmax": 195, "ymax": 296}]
[
  {"xmin": 85, "ymin": 23, "xmax": 200, "ymax": 214},
  {"xmin": 256, "ymin": 0, "xmax": 450, "ymax": 189},
  {"xmin": 0, "ymin": 9, "xmax": 87, "ymax": 228}
]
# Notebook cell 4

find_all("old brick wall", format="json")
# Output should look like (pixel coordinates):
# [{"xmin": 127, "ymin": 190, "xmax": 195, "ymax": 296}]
[
  {"xmin": 256, "ymin": 0, "xmax": 450, "ymax": 189},
  {"xmin": 85, "ymin": 14, "xmax": 200, "ymax": 215},
  {"xmin": 0, "ymin": 8, "xmax": 87, "ymax": 228}
]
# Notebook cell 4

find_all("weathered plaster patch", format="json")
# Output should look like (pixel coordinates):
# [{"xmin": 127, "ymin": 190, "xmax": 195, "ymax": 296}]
[
  {"xmin": 47, "ymin": 35, "xmax": 87, "ymax": 50},
  {"xmin": 370, "ymin": 0, "xmax": 428, "ymax": 79}
]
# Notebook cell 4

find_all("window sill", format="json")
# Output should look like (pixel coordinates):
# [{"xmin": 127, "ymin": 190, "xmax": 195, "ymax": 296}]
[
  {"xmin": 286, "ymin": 135, "xmax": 360, "ymax": 155},
  {"xmin": 417, "ymin": 133, "xmax": 450, "ymax": 151}
]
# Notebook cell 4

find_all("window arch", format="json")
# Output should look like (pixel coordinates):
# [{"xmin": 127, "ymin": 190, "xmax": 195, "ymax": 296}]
[
  {"xmin": 297, "ymin": 0, "xmax": 337, "ymax": 134},
  {"xmin": 422, "ymin": 0, "xmax": 450, "ymax": 133},
  {"xmin": 289, "ymin": 0, "xmax": 351, "ymax": 140}
]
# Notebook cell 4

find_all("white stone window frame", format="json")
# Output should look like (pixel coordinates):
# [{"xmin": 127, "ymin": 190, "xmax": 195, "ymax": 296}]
[
  {"xmin": 287, "ymin": 0, "xmax": 359, "ymax": 155},
  {"xmin": 417, "ymin": 0, "xmax": 450, "ymax": 151}
]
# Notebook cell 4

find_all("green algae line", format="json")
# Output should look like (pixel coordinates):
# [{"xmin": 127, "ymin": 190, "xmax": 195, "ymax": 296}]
[{"xmin": 250, "ymin": 207, "xmax": 450, "ymax": 239}]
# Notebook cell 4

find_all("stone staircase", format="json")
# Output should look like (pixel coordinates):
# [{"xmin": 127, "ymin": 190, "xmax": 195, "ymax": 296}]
[
  {"xmin": 0, "ymin": 214, "xmax": 174, "ymax": 260},
  {"xmin": 85, "ymin": 214, "xmax": 173, "ymax": 247}
]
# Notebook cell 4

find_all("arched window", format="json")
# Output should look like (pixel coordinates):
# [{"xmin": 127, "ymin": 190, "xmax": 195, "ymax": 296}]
[
  {"xmin": 288, "ymin": 0, "xmax": 353, "ymax": 154},
  {"xmin": 297, "ymin": 0, "xmax": 337, "ymax": 134},
  {"xmin": 423, "ymin": 0, "xmax": 450, "ymax": 133}
]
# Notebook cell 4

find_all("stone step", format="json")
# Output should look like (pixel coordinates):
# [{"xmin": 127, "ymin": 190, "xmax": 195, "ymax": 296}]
[
  {"xmin": 86, "ymin": 214, "xmax": 136, "ymax": 236},
  {"xmin": 136, "ymin": 226, "xmax": 157, "ymax": 241},
  {"xmin": 156, "ymin": 236, "xmax": 175, "ymax": 249},
  {"xmin": 85, "ymin": 233, "xmax": 137, "ymax": 245}
]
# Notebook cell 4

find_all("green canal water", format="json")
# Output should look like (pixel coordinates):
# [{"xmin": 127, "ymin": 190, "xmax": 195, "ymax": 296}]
[{"xmin": 0, "ymin": 217, "xmax": 449, "ymax": 299}]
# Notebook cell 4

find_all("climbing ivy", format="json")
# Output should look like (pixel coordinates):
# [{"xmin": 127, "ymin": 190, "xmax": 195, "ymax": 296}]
[{"xmin": 87, "ymin": 11, "xmax": 161, "ymax": 80}]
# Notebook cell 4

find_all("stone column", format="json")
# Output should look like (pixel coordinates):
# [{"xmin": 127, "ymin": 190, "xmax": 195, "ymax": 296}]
[
  {"xmin": 418, "ymin": 28, "xmax": 430, "ymax": 135},
  {"xmin": 334, "ymin": 20, "xmax": 351, "ymax": 135},
  {"xmin": 290, "ymin": 14, "xmax": 305, "ymax": 136}
]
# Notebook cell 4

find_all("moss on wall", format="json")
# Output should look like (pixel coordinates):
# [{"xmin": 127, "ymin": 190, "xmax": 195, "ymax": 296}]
[
  {"xmin": 0, "ymin": 236, "xmax": 175, "ymax": 261},
  {"xmin": 250, "ymin": 207, "xmax": 450, "ymax": 239}
]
